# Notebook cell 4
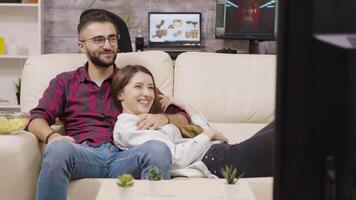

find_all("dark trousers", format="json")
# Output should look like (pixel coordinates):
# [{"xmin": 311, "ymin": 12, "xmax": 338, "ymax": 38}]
[{"xmin": 201, "ymin": 121, "xmax": 274, "ymax": 178}]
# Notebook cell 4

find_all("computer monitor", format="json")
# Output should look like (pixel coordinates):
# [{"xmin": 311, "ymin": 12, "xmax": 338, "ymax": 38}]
[
  {"xmin": 215, "ymin": 0, "xmax": 277, "ymax": 40},
  {"xmin": 275, "ymin": 0, "xmax": 356, "ymax": 200},
  {"xmin": 148, "ymin": 12, "xmax": 201, "ymax": 47}
]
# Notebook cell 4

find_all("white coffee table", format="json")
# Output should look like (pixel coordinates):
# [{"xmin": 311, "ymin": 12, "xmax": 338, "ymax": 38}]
[{"xmin": 95, "ymin": 178, "xmax": 256, "ymax": 200}]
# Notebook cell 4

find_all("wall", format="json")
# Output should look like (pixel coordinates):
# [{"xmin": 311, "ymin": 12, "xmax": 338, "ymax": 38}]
[{"xmin": 43, "ymin": 0, "xmax": 275, "ymax": 54}]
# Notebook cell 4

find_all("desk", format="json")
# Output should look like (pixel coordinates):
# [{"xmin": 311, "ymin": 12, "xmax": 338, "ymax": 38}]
[
  {"xmin": 95, "ymin": 178, "xmax": 255, "ymax": 200},
  {"xmin": 145, "ymin": 48, "xmax": 205, "ymax": 59}
]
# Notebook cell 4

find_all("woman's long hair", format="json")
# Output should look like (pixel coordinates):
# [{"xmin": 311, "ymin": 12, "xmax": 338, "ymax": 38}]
[{"xmin": 110, "ymin": 65, "xmax": 163, "ymax": 114}]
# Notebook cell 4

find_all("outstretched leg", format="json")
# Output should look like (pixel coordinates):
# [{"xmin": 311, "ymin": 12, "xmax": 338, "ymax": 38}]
[
  {"xmin": 202, "ymin": 121, "xmax": 275, "ymax": 178},
  {"xmin": 36, "ymin": 140, "xmax": 110, "ymax": 200}
]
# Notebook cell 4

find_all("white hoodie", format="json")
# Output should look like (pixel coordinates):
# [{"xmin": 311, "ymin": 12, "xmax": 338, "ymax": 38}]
[{"xmin": 113, "ymin": 113, "xmax": 218, "ymax": 171}]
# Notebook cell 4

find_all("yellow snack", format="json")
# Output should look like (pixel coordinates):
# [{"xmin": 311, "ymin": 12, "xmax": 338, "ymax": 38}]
[
  {"xmin": 0, "ymin": 117, "xmax": 10, "ymax": 134},
  {"xmin": 0, "ymin": 116, "xmax": 29, "ymax": 134}
]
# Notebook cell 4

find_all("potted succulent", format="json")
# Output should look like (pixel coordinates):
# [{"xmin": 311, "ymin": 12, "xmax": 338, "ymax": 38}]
[
  {"xmin": 221, "ymin": 165, "xmax": 245, "ymax": 200},
  {"xmin": 14, "ymin": 78, "xmax": 21, "ymax": 105},
  {"xmin": 117, "ymin": 173, "xmax": 134, "ymax": 200},
  {"xmin": 147, "ymin": 166, "xmax": 164, "ymax": 196}
]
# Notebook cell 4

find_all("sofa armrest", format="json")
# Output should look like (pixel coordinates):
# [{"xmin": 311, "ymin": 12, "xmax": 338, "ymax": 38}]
[{"xmin": 0, "ymin": 131, "xmax": 42, "ymax": 200}]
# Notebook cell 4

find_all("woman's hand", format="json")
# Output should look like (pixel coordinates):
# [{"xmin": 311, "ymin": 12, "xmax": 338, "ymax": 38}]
[
  {"xmin": 202, "ymin": 129, "xmax": 229, "ymax": 143},
  {"xmin": 137, "ymin": 113, "xmax": 169, "ymax": 130}
]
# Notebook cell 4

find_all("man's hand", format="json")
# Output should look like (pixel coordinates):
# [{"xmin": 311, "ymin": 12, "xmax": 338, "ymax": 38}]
[
  {"xmin": 159, "ymin": 94, "xmax": 185, "ymax": 111},
  {"xmin": 137, "ymin": 113, "xmax": 169, "ymax": 130},
  {"xmin": 159, "ymin": 94, "xmax": 198, "ymax": 117},
  {"xmin": 47, "ymin": 133, "xmax": 75, "ymax": 145}
]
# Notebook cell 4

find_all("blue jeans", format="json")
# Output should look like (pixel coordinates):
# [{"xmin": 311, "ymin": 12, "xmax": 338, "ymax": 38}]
[{"xmin": 36, "ymin": 140, "xmax": 172, "ymax": 200}]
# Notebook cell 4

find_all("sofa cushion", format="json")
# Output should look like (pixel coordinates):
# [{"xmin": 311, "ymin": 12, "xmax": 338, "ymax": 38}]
[
  {"xmin": 21, "ymin": 51, "xmax": 173, "ymax": 112},
  {"xmin": 174, "ymin": 52, "xmax": 276, "ymax": 123},
  {"xmin": 210, "ymin": 122, "xmax": 267, "ymax": 144}
]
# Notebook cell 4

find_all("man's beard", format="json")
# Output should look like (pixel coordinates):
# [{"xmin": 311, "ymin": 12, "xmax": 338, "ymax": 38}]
[{"xmin": 88, "ymin": 50, "xmax": 117, "ymax": 68}]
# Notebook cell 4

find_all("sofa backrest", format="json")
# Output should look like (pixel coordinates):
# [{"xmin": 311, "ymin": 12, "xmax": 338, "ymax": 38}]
[
  {"xmin": 21, "ymin": 51, "xmax": 173, "ymax": 112},
  {"xmin": 174, "ymin": 52, "xmax": 276, "ymax": 123}
]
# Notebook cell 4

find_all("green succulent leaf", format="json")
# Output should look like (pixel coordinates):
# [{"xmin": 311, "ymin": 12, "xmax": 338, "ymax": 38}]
[
  {"xmin": 221, "ymin": 165, "xmax": 245, "ymax": 184},
  {"xmin": 117, "ymin": 12, "xmax": 141, "ymax": 30},
  {"xmin": 117, "ymin": 173, "xmax": 134, "ymax": 188},
  {"xmin": 148, "ymin": 166, "xmax": 164, "ymax": 181},
  {"xmin": 14, "ymin": 78, "xmax": 21, "ymax": 94}
]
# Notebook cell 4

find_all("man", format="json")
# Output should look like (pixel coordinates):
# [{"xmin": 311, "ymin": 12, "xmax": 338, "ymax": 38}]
[{"xmin": 28, "ymin": 10, "xmax": 188, "ymax": 200}]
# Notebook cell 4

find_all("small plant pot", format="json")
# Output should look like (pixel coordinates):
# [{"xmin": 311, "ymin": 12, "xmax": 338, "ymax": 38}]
[
  {"xmin": 148, "ymin": 181, "xmax": 161, "ymax": 196},
  {"xmin": 117, "ymin": 186, "xmax": 134, "ymax": 200},
  {"xmin": 223, "ymin": 183, "xmax": 239, "ymax": 200}
]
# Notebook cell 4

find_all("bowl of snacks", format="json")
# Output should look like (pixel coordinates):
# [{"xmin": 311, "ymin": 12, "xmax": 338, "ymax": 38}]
[{"xmin": 0, "ymin": 112, "xmax": 30, "ymax": 135}]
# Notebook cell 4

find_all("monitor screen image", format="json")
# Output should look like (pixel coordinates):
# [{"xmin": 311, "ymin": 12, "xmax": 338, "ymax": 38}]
[
  {"xmin": 148, "ymin": 12, "xmax": 201, "ymax": 47},
  {"xmin": 216, "ymin": 0, "xmax": 276, "ymax": 40}
]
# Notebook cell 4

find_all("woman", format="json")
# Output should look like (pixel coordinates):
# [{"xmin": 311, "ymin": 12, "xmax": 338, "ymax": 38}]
[{"xmin": 111, "ymin": 65, "xmax": 274, "ymax": 178}]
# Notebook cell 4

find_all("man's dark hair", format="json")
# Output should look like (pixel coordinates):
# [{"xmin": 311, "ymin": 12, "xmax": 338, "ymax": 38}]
[{"xmin": 77, "ymin": 9, "xmax": 116, "ymax": 37}]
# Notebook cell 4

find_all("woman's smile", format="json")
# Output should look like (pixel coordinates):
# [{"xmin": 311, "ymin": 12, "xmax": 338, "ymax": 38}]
[{"xmin": 119, "ymin": 71, "xmax": 155, "ymax": 115}]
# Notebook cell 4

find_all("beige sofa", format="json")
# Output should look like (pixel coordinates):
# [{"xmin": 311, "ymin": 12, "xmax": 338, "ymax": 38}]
[{"xmin": 0, "ymin": 51, "xmax": 275, "ymax": 200}]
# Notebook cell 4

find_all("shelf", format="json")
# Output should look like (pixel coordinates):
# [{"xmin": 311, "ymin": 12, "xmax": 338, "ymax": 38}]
[
  {"xmin": 0, "ymin": 3, "xmax": 38, "ymax": 7},
  {"xmin": 0, "ymin": 55, "xmax": 28, "ymax": 59},
  {"xmin": 0, "ymin": 0, "xmax": 42, "ymax": 105},
  {"xmin": 0, "ymin": 104, "xmax": 21, "ymax": 112},
  {"xmin": 0, "ymin": 1, "xmax": 42, "ymax": 57},
  {"xmin": 0, "ymin": 104, "xmax": 20, "ymax": 108}
]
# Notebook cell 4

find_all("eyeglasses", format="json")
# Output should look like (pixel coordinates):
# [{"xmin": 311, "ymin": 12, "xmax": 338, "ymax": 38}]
[{"xmin": 80, "ymin": 34, "xmax": 118, "ymax": 46}]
